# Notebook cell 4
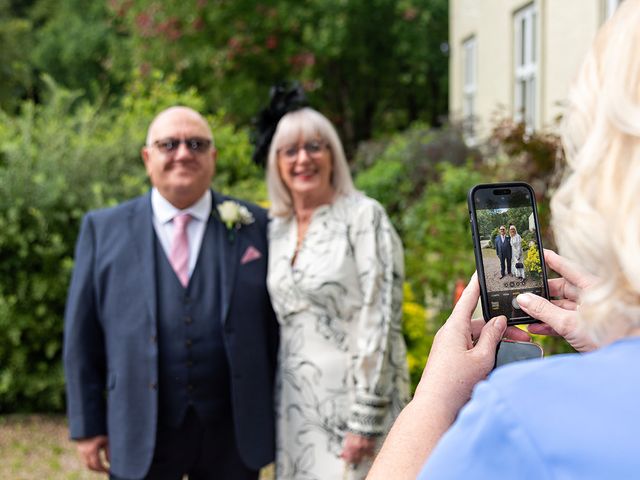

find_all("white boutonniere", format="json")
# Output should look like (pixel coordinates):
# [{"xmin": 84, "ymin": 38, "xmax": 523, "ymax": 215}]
[{"xmin": 216, "ymin": 200, "xmax": 255, "ymax": 241}]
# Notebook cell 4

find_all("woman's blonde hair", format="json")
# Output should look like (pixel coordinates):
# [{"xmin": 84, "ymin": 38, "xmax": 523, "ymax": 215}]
[
  {"xmin": 553, "ymin": 0, "xmax": 640, "ymax": 344},
  {"xmin": 266, "ymin": 108, "xmax": 356, "ymax": 217}
]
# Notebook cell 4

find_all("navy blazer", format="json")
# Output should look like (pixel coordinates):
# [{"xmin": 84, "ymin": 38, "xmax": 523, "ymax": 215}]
[
  {"xmin": 495, "ymin": 235, "xmax": 512, "ymax": 258},
  {"xmin": 63, "ymin": 190, "xmax": 279, "ymax": 478}
]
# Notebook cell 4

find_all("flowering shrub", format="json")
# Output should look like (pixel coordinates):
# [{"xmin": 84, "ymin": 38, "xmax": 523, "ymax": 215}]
[
  {"xmin": 524, "ymin": 242, "xmax": 542, "ymax": 276},
  {"xmin": 401, "ymin": 284, "xmax": 432, "ymax": 392}
]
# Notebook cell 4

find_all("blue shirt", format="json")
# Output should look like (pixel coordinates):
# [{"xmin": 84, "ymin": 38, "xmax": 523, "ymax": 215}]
[{"xmin": 418, "ymin": 337, "xmax": 640, "ymax": 479}]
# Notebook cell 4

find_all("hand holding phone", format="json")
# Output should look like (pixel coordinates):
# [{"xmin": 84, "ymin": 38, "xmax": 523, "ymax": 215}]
[
  {"xmin": 518, "ymin": 249, "xmax": 599, "ymax": 352},
  {"xmin": 468, "ymin": 182, "xmax": 550, "ymax": 325}
]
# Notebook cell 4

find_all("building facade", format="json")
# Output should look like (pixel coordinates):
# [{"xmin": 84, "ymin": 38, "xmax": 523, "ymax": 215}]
[{"xmin": 450, "ymin": 0, "xmax": 624, "ymax": 143}]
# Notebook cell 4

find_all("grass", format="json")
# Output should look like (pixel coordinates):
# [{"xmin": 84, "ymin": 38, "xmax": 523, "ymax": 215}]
[
  {"xmin": 0, "ymin": 415, "xmax": 274, "ymax": 479},
  {"xmin": 0, "ymin": 414, "xmax": 98, "ymax": 480}
]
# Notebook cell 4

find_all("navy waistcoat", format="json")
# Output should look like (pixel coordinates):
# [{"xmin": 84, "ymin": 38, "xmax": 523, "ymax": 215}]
[{"xmin": 154, "ymin": 220, "xmax": 231, "ymax": 427}]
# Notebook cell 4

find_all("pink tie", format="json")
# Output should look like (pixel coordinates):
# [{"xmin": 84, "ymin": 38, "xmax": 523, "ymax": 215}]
[{"xmin": 169, "ymin": 213, "xmax": 191, "ymax": 287}]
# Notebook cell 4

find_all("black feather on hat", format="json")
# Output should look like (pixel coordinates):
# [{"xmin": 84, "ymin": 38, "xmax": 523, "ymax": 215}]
[{"xmin": 251, "ymin": 81, "xmax": 309, "ymax": 167}]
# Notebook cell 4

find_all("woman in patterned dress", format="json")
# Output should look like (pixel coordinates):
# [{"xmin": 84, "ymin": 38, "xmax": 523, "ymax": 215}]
[
  {"xmin": 265, "ymin": 107, "xmax": 410, "ymax": 480},
  {"xmin": 509, "ymin": 225, "xmax": 525, "ymax": 281}
]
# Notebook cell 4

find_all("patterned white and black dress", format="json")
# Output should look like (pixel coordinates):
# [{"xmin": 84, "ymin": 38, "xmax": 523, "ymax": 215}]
[{"xmin": 267, "ymin": 193, "xmax": 410, "ymax": 480}]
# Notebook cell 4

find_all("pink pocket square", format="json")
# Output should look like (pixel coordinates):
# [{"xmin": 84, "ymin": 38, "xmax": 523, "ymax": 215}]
[{"xmin": 240, "ymin": 245, "xmax": 262, "ymax": 265}]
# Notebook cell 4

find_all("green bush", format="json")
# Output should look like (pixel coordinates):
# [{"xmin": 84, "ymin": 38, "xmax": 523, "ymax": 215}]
[
  {"xmin": 0, "ymin": 76, "xmax": 257, "ymax": 412},
  {"xmin": 402, "ymin": 163, "xmax": 486, "ymax": 300},
  {"xmin": 354, "ymin": 123, "xmax": 481, "ymax": 235},
  {"xmin": 354, "ymin": 157, "xmax": 409, "ymax": 220},
  {"xmin": 0, "ymin": 81, "xmax": 111, "ymax": 412},
  {"xmin": 354, "ymin": 131, "xmax": 419, "ymax": 228},
  {"xmin": 521, "ymin": 229, "xmax": 535, "ymax": 250},
  {"xmin": 490, "ymin": 227, "xmax": 499, "ymax": 248}
]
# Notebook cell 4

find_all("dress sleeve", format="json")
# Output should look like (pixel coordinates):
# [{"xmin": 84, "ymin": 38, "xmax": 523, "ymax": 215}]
[
  {"xmin": 417, "ymin": 381, "xmax": 551, "ymax": 480},
  {"xmin": 346, "ymin": 197, "xmax": 408, "ymax": 436}
]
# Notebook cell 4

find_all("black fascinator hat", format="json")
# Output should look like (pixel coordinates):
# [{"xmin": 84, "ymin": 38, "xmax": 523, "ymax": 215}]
[{"xmin": 251, "ymin": 81, "xmax": 309, "ymax": 166}]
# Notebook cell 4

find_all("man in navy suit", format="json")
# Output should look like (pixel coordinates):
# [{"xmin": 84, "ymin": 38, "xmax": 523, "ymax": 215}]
[
  {"xmin": 495, "ymin": 224, "xmax": 512, "ymax": 279},
  {"xmin": 63, "ymin": 106, "xmax": 279, "ymax": 479}
]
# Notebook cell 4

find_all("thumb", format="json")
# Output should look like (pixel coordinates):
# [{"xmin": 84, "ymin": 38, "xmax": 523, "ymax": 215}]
[
  {"xmin": 516, "ymin": 293, "xmax": 564, "ymax": 330},
  {"xmin": 473, "ymin": 316, "xmax": 507, "ymax": 358}
]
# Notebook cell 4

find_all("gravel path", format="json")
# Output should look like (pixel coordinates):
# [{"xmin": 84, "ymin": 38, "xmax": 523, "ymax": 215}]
[{"xmin": 481, "ymin": 248, "xmax": 527, "ymax": 291}]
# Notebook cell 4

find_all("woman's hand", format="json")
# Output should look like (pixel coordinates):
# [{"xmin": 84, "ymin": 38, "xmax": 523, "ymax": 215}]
[
  {"xmin": 516, "ymin": 249, "xmax": 599, "ymax": 352},
  {"xmin": 415, "ymin": 273, "xmax": 530, "ymax": 412},
  {"xmin": 367, "ymin": 273, "xmax": 529, "ymax": 480},
  {"xmin": 341, "ymin": 432, "xmax": 376, "ymax": 465}
]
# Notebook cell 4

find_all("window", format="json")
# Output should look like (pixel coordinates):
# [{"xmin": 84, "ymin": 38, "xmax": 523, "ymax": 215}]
[
  {"xmin": 514, "ymin": 4, "xmax": 537, "ymax": 131},
  {"xmin": 605, "ymin": 0, "xmax": 624, "ymax": 20},
  {"xmin": 462, "ymin": 36, "xmax": 477, "ymax": 143}
]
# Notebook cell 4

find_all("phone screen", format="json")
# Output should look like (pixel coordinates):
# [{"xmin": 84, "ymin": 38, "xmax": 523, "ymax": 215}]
[{"xmin": 468, "ymin": 182, "xmax": 549, "ymax": 324}]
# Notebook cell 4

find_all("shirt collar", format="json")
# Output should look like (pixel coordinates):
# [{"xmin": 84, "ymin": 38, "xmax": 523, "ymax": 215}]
[{"xmin": 151, "ymin": 188, "xmax": 212, "ymax": 224}]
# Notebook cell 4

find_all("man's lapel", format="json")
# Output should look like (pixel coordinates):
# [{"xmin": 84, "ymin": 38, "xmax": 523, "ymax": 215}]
[
  {"xmin": 212, "ymin": 191, "xmax": 238, "ymax": 324},
  {"xmin": 129, "ymin": 194, "xmax": 157, "ymax": 325}
]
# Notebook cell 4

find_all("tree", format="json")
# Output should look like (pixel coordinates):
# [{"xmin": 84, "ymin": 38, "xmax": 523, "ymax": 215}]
[
  {"xmin": 1, "ymin": 0, "xmax": 450, "ymax": 151},
  {"xmin": 28, "ymin": 0, "xmax": 130, "ymax": 102},
  {"xmin": 100, "ymin": 0, "xmax": 449, "ymax": 153},
  {"xmin": 0, "ymin": 0, "xmax": 35, "ymax": 111}
]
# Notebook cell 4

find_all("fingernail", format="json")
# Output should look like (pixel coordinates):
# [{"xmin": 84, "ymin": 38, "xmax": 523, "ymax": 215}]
[
  {"xmin": 516, "ymin": 293, "xmax": 532, "ymax": 307},
  {"xmin": 494, "ymin": 316, "xmax": 507, "ymax": 331}
]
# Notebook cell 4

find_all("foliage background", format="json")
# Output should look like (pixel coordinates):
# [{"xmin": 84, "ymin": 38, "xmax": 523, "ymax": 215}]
[{"xmin": 0, "ymin": 0, "xmax": 568, "ymax": 412}]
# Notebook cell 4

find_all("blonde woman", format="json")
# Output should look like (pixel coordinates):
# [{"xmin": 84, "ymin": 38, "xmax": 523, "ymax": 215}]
[
  {"xmin": 265, "ymin": 107, "xmax": 410, "ymax": 479},
  {"xmin": 509, "ymin": 225, "xmax": 525, "ymax": 280},
  {"xmin": 369, "ymin": 2, "xmax": 640, "ymax": 478}
]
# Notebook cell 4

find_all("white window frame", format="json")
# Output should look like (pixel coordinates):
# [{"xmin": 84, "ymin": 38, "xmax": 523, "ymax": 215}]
[
  {"xmin": 462, "ymin": 36, "xmax": 477, "ymax": 144},
  {"xmin": 605, "ymin": 0, "xmax": 623, "ymax": 20},
  {"xmin": 514, "ymin": 4, "xmax": 537, "ymax": 131}
]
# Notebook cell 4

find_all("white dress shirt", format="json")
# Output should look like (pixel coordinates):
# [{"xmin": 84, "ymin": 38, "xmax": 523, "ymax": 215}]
[{"xmin": 150, "ymin": 188, "xmax": 212, "ymax": 279}]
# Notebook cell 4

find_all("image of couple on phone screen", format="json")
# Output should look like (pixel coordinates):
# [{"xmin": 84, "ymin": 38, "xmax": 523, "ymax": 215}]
[{"xmin": 476, "ymin": 206, "xmax": 544, "ymax": 314}]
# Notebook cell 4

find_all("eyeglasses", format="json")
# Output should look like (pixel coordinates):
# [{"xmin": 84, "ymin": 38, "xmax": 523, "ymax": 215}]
[
  {"xmin": 150, "ymin": 137, "xmax": 212, "ymax": 154},
  {"xmin": 277, "ymin": 140, "xmax": 328, "ymax": 162}
]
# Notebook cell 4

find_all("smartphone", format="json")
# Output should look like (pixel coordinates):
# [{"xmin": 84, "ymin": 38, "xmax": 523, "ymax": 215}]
[
  {"xmin": 495, "ymin": 340, "xmax": 543, "ymax": 369},
  {"xmin": 468, "ymin": 182, "xmax": 549, "ymax": 325}
]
